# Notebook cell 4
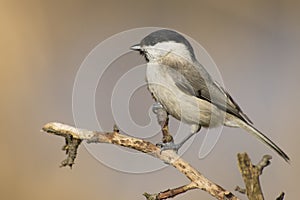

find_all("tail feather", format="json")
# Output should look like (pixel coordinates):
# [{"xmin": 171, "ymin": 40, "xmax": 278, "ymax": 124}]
[{"xmin": 234, "ymin": 118, "xmax": 290, "ymax": 163}]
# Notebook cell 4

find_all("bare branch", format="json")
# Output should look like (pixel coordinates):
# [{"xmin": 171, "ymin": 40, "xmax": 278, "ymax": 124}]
[
  {"xmin": 235, "ymin": 186, "xmax": 246, "ymax": 194},
  {"xmin": 42, "ymin": 122, "xmax": 240, "ymax": 200},
  {"xmin": 257, "ymin": 155, "xmax": 272, "ymax": 175},
  {"xmin": 144, "ymin": 182, "xmax": 197, "ymax": 200},
  {"xmin": 154, "ymin": 105, "xmax": 173, "ymax": 143},
  {"xmin": 237, "ymin": 153, "xmax": 284, "ymax": 200},
  {"xmin": 237, "ymin": 153, "xmax": 265, "ymax": 200}
]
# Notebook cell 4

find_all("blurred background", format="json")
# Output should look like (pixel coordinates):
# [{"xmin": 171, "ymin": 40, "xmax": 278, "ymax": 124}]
[{"xmin": 1, "ymin": 0, "xmax": 299, "ymax": 199}]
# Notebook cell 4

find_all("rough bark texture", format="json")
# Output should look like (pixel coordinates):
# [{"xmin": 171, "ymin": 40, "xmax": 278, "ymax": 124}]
[
  {"xmin": 236, "ymin": 153, "xmax": 285, "ymax": 200},
  {"xmin": 42, "ymin": 122, "xmax": 239, "ymax": 200},
  {"xmin": 42, "ymin": 122, "xmax": 285, "ymax": 200}
]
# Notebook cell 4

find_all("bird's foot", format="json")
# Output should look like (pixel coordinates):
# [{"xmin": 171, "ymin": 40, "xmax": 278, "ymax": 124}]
[
  {"xmin": 156, "ymin": 132, "xmax": 196, "ymax": 154},
  {"xmin": 156, "ymin": 141, "xmax": 182, "ymax": 154}
]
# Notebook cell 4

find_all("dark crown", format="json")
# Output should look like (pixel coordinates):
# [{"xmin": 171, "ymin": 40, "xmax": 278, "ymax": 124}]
[{"xmin": 140, "ymin": 29, "xmax": 195, "ymax": 59}]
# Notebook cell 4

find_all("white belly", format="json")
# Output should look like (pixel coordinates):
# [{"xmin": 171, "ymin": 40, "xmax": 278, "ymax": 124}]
[{"xmin": 146, "ymin": 63, "xmax": 223, "ymax": 128}]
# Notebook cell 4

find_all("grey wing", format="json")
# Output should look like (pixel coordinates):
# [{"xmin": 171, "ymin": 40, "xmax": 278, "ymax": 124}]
[{"xmin": 171, "ymin": 60, "xmax": 252, "ymax": 124}]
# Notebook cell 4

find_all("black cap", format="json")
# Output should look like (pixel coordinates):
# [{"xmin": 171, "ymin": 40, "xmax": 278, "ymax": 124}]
[{"xmin": 140, "ymin": 29, "xmax": 195, "ymax": 59}]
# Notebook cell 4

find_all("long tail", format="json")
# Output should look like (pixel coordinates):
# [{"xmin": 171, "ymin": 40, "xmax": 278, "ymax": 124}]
[{"xmin": 232, "ymin": 118, "xmax": 290, "ymax": 163}]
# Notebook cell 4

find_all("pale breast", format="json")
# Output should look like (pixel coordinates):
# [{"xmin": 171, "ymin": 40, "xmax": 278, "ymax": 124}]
[{"xmin": 146, "ymin": 62, "xmax": 224, "ymax": 128}]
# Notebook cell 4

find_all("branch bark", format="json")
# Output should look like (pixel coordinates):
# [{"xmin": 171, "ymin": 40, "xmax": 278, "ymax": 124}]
[
  {"xmin": 42, "ymin": 122, "xmax": 239, "ymax": 200},
  {"xmin": 236, "ymin": 153, "xmax": 285, "ymax": 200}
]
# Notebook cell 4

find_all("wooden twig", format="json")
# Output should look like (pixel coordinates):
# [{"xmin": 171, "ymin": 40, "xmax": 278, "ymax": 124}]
[
  {"xmin": 235, "ymin": 186, "xmax": 246, "ymax": 194},
  {"xmin": 237, "ymin": 153, "xmax": 267, "ymax": 200},
  {"xmin": 154, "ymin": 105, "xmax": 173, "ymax": 143},
  {"xmin": 236, "ymin": 153, "xmax": 285, "ymax": 200},
  {"xmin": 42, "ymin": 122, "xmax": 240, "ymax": 200},
  {"xmin": 144, "ymin": 182, "xmax": 198, "ymax": 200}
]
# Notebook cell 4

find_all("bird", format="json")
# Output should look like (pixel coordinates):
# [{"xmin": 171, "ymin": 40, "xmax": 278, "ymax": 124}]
[{"xmin": 130, "ymin": 29, "xmax": 290, "ymax": 162}]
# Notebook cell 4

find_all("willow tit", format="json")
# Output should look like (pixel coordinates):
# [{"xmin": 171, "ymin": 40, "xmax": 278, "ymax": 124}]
[{"xmin": 131, "ymin": 29, "xmax": 290, "ymax": 162}]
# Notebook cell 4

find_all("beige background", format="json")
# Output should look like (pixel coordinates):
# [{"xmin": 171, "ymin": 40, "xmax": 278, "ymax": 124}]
[{"xmin": 1, "ymin": 0, "xmax": 299, "ymax": 199}]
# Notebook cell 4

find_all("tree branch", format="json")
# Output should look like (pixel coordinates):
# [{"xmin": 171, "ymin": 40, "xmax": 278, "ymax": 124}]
[
  {"xmin": 236, "ymin": 153, "xmax": 285, "ymax": 200},
  {"xmin": 42, "ymin": 122, "xmax": 239, "ymax": 200}
]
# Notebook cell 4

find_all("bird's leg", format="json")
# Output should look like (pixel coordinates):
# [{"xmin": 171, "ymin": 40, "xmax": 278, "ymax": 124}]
[
  {"xmin": 156, "ymin": 131, "xmax": 197, "ymax": 153},
  {"xmin": 166, "ymin": 125, "xmax": 199, "ymax": 152},
  {"xmin": 152, "ymin": 102, "xmax": 173, "ymax": 143},
  {"xmin": 152, "ymin": 102, "xmax": 198, "ymax": 153}
]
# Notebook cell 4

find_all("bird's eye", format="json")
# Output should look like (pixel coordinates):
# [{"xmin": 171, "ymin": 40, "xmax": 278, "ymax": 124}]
[{"xmin": 139, "ymin": 50, "xmax": 145, "ymax": 56}]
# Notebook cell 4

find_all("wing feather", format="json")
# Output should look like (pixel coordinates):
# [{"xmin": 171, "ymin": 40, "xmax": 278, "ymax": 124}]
[{"xmin": 161, "ymin": 57, "xmax": 252, "ymax": 124}]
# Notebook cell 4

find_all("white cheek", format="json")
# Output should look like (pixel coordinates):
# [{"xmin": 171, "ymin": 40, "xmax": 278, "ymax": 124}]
[
  {"xmin": 145, "ymin": 48, "xmax": 165, "ymax": 61},
  {"xmin": 145, "ymin": 42, "xmax": 193, "ymax": 62}
]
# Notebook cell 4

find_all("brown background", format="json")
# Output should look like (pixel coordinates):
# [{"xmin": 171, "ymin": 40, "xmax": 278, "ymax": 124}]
[{"xmin": 1, "ymin": 0, "xmax": 299, "ymax": 199}]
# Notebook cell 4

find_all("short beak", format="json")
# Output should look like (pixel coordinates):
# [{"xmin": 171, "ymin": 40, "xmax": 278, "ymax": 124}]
[{"xmin": 130, "ymin": 44, "xmax": 141, "ymax": 51}]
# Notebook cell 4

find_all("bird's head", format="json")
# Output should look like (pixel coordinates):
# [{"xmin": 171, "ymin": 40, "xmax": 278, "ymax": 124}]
[{"xmin": 131, "ymin": 29, "xmax": 196, "ymax": 62}]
